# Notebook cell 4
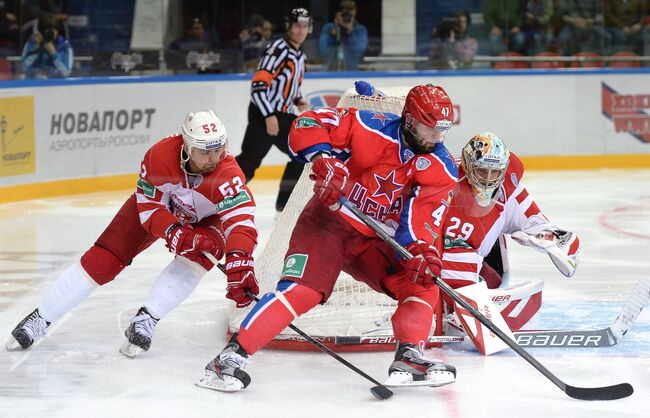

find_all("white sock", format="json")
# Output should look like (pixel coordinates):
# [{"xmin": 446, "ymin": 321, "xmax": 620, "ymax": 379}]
[
  {"xmin": 38, "ymin": 264, "xmax": 99, "ymax": 323},
  {"xmin": 143, "ymin": 257, "xmax": 205, "ymax": 319}
]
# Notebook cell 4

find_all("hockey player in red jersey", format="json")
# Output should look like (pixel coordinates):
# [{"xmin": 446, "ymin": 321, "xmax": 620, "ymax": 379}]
[
  {"xmin": 197, "ymin": 85, "xmax": 459, "ymax": 392},
  {"xmin": 440, "ymin": 132, "xmax": 580, "ymax": 348},
  {"xmin": 6, "ymin": 110, "xmax": 259, "ymax": 357}
]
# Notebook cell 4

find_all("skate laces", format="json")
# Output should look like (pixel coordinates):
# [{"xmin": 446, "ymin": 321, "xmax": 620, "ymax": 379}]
[
  {"xmin": 402, "ymin": 341, "xmax": 441, "ymax": 366},
  {"xmin": 22, "ymin": 312, "xmax": 48, "ymax": 340},
  {"xmin": 131, "ymin": 311, "xmax": 158, "ymax": 339},
  {"xmin": 218, "ymin": 344, "xmax": 250, "ymax": 370}
]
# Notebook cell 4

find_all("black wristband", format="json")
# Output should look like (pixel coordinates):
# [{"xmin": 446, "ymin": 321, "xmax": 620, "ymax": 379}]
[{"xmin": 165, "ymin": 223, "xmax": 183, "ymax": 238}]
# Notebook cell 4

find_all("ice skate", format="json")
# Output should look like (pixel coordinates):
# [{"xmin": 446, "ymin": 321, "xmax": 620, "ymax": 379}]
[
  {"xmin": 384, "ymin": 342, "xmax": 456, "ymax": 388},
  {"xmin": 196, "ymin": 334, "xmax": 251, "ymax": 392},
  {"xmin": 119, "ymin": 307, "xmax": 159, "ymax": 358},
  {"xmin": 6, "ymin": 309, "xmax": 50, "ymax": 351}
]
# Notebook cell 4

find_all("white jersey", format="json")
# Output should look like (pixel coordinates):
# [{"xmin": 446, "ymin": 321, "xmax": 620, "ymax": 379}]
[{"xmin": 441, "ymin": 152, "xmax": 555, "ymax": 288}]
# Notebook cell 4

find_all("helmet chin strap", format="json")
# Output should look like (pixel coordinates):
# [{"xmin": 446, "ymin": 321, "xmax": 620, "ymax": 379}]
[{"xmin": 179, "ymin": 145, "xmax": 196, "ymax": 174}]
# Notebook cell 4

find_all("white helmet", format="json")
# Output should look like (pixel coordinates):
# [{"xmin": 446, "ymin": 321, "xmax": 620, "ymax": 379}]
[
  {"xmin": 461, "ymin": 132, "xmax": 510, "ymax": 207},
  {"xmin": 181, "ymin": 110, "xmax": 227, "ymax": 152}
]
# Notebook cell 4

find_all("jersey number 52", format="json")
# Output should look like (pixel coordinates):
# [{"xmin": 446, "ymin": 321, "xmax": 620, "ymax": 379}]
[{"xmin": 219, "ymin": 177, "xmax": 244, "ymax": 197}]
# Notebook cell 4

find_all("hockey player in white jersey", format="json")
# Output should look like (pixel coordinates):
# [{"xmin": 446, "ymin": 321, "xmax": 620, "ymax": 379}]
[{"xmin": 440, "ymin": 132, "xmax": 580, "ymax": 353}]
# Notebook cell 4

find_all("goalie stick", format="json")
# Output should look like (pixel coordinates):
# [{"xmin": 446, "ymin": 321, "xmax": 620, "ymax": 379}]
[
  {"xmin": 318, "ymin": 279, "xmax": 650, "ymax": 349},
  {"xmin": 340, "ymin": 196, "xmax": 634, "ymax": 401},
  {"xmin": 515, "ymin": 279, "xmax": 649, "ymax": 348},
  {"xmin": 208, "ymin": 254, "xmax": 393, "ymax": 401},
  {"xmin": 259, "ymin": 279, "xmax": 649, "ymax": 350}
]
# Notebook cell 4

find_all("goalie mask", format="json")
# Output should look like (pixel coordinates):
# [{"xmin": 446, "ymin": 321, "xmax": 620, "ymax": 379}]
[
  {"xmin": 181, "ymin": 110, "xmax": 228, "ymax": 172},
  {"xmin": 461, "ymin": 132, "xmax": 510, "ymax": 208},
  {"xmin": 402, "ymin": 85, "xmax": 453, "ymax": 153}
]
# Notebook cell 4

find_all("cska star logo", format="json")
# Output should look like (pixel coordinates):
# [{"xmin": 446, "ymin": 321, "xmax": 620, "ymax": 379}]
[
  {"xmin": 371, "ymin": 112, "xmax": 390, "ymax": 125},
  {"xmin": 372, "ymin": 171, "xmax": 404, "ymax": 201}
]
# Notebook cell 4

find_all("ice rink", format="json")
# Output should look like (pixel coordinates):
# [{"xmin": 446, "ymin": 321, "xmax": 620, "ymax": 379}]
[{"xmin": 1, "ymin": 169, "xmax": 650, "ymax": 418}]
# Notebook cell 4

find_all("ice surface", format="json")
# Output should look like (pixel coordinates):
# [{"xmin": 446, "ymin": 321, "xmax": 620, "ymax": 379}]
[{"xmin": 1, "ymin": 170, "xmax": 649, "ymax": 418}]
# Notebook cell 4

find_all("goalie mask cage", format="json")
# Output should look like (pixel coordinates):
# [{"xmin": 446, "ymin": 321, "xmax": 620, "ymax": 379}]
[{"xmin": 227, "ymin": 85, "xmax": 442, "ymax": 352}]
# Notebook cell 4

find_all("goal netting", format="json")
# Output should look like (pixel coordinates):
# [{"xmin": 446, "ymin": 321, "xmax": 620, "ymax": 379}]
[{"xmin": 227, "ymin": 85, "xmax": 440, "ymax": 351}]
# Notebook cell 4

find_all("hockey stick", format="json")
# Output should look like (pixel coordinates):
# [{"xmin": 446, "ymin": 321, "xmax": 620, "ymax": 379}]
[
  {"xmin": 455, "ymin": 278, "xmax": 650, "ymax": 348},
  {"xmin": 207, "ymin": 255, "xmax": 393, "ymax": 400},
  {"xmin": 515, "ymin": 278, "xmax": 649, "ymax": 348},
  {"xmin": 340, "ymin": 196, "xmax": 634, "ymax": 401}
]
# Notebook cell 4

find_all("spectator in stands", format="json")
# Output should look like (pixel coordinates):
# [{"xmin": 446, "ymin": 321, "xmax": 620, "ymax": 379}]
[
  {"xmin": 22, "ymin": 0, "xmax": 69, "ymax": 37},
  {"xmin": 556, "ymin": 0, "xmax": 610, "ymax": 55},
  {"xmin": 240, "ymin": 15, "xmax": 274, "ymax": 70},
  {"xmin": 169, "ymin": 18, "xmax": 213, "ymax": 54},
  {"xmin": 430, "ymin": 9, "xmax": 478, "ymax": 69},
  {"xmin": 483, "ymin": 0, "xmax": 523, "ymax": 54},
  {"xmin": 22, "ymin": 15, "xmax": 73, "ymax": 79},
  {"xmin": 604, "ymin": 0, "xmax": 647, "ymax": 55},
  {"xmin": 318, "ymin": 0, "xmax": 368, "ymax": 71},
  {"xmin": 0, "ymin": 0, "xmax": 20, "ymax": 56},
  {"xmin": 519, "ymin": 0, "xmax": 554, "ymax": 55}
]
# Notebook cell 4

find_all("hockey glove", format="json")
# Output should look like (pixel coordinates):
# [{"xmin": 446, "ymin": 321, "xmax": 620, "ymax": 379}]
[
  {"xmin": 225, "ymin": 252, "xmax": 259, "ymax": 308},
  {"xmin": 190, "ymin": 226, "xmax": 225, "ymax": 270},
  {"xmin": 309, "ymin": 156, "xmax": 351, "ymax": 210},
  {"xmin": 165, "ymin": 224, "xmax": 217, "ymax": 270},
  {"xmin": 511, "ymin": 228, "xmax": 580, "ymax": 277},
  {"xmin": 402, "ymin": 241, "xmax": 442, "ymax": 288}
]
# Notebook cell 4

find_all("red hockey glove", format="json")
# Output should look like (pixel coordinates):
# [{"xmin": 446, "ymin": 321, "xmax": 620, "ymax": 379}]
[
  {"xmin": 190, "ymin": 226, "xmax": 225, "ymax": 270},
  {"xmin": 402, "ymin": 241, "xmax": 442, "ymax": 288},
  {"xmin": 165, "ymin": 224, "xmax": 216, "ymax": 269},
  {"xmin": 309, "ymin": 156, "xmax": 351, "ymax": 210},
  {"xmin": 225, "ymin": 252, "xmax": 259, "ymax": 308}
]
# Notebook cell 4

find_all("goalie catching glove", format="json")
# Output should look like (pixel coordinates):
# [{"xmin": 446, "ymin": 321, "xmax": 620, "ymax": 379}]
[
  {"xmin": 309, "ymin": 155, "xmax": 351, "ymax": 210},
  {"xmin": 165, "ymin": 224, "xmax": 222, "ymax": 270},
  {"xmin": 511, "ymin": 227, "xmax": 580, "ymax": 277},
  {"xmin": 225, "ymin": 252, "xmax": 259, "ymax": 308},
  {"xmin": 402, "ymin": 241, "xmax": 442, "ymax": 288}
]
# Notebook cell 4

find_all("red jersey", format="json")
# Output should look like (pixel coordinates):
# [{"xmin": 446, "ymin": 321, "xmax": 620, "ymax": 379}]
[
  {"xmin": 135, "ymin": 135, "xmax": 257, "ymax": 255},
  {"xmin": 441, "ymin": 152, "xmax": 554, "ymax": 287},
  {"xmin": 288, "ymin": 108, "xmax": 458, "ymax": 251}
]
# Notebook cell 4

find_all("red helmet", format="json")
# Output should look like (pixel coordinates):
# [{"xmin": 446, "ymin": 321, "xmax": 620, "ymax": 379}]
[{"xmin": 402, "ymin": 84, "xmax": 454, "ymax": 131}]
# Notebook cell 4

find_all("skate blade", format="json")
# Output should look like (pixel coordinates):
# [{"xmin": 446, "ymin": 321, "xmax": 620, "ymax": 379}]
[
  {"xmin": 195, "ymin": 370, "xmax": 244, "ymax": 393},
  {"xmin": 5, "ymin": 336, "xmax": 25, "ymax": 351},
  {"xmin": 119, "ymin": 340, "xmax": 144, "ymax": 358},
  {"xmin": 384, "ymin": 371, "xmax": 455, "ymax": 388}
]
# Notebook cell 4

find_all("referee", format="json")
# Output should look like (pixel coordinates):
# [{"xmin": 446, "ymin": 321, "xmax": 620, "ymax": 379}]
[{"xmin": 235, "ymin": 7, "xmax": 312, "ymax": 212}]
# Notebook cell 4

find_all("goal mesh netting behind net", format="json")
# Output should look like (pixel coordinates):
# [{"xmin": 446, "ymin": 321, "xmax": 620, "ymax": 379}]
[{"xmin": 227, "ymin": 86, "xmax": 439, "ymax": 352}]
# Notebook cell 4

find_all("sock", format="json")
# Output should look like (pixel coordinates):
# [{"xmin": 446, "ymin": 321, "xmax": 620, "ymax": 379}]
[
  {"xmin": 143, "ymin": 257, "xmax": 206, "ymax": 319},
  {"xmin": 237, "ymin": 281, "xmax": 321, "ymax": 355},
  {"xmin": 391, "ymin": 296, "xmax": 434, "ymax": 344},
  {"xmin": 38, "ymin": 263, "xmax": 99, "ymax": 323}
]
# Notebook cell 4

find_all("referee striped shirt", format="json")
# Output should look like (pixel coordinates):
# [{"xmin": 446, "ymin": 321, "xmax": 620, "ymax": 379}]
[{"xmin": 250, "ymin": 37, "xmax": 306, "ymax": 117}]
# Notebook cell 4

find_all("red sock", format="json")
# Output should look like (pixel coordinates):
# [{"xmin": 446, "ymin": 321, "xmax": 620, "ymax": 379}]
[
  {"xmin": 237, "ymin": 281, "xmax": 322, "ymax": 355},
  {"xmin": 392, "ymin": 298, "xmax": 435, "ymax": 344}
]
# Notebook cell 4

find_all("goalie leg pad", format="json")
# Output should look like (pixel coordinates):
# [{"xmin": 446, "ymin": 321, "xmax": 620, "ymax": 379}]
[
  {"xmin": 237, "ymin": 281, "xmax": 322, "ymax": 355},
  {"xmin": 453, "ymin": 281, "xmax": 516, "ymax": 355}
]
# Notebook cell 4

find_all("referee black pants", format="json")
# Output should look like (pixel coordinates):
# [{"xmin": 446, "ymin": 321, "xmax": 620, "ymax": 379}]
[{"xmin": 235, "ymin": 103, "xmax": 305, "ymax": 212}]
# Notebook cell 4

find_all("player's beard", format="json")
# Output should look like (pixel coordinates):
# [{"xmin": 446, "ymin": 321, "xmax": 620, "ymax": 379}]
[
  {"xmin": 198, "ymin": 163, "xmax": 217, "ymax": 174},
  {"xmin": 403, "ymin": 128, "xmax": 433, "ymax": 154}
]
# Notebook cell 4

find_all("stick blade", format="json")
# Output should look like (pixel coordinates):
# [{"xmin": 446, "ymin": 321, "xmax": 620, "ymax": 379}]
[
  {"xmin": 370, "ymin": 385, "xmax": 393, "ymax": 400},
  {"xmin": 565, "ymin": 383, "xmax": 633, "ymax": 401}
]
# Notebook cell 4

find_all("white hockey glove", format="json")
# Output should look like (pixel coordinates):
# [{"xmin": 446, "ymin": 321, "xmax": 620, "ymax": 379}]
[{"xmin": 511, "ymin": 228, "xmax": 580, "ymax": 278}]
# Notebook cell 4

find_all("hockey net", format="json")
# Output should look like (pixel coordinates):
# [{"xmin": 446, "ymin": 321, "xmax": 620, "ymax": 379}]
[{"xmin": 226, "ymin": 86, "xmax": 440, "ymax": 352}]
